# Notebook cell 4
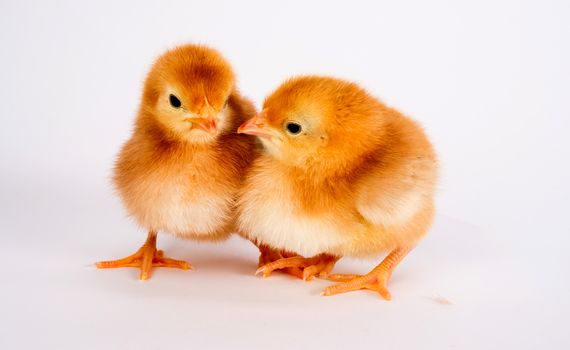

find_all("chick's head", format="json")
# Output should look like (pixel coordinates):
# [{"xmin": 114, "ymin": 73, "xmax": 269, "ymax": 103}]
[
  {"xmin": 239, "ymin": 76, "xmax": 385, "ymax": 172},
  {"xmin": 141, "ymin": 44, "xmax": 235, "ymax": 144}
]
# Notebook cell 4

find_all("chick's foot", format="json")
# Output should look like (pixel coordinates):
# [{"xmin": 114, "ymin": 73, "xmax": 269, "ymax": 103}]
[
  {"xmin": 256, "ymin": 253, "xmax": 338, "ymax": 281},
  {"xmin": 256, "ymin": 244, "xmax": 305, "ymax": 279},
  {"xmin": 322, "ymin": 247, "xmax": 411, "ymax": 300},
  {"xmin": 96, "ymin": 231, "xmax": 191, "ymax": 280}
]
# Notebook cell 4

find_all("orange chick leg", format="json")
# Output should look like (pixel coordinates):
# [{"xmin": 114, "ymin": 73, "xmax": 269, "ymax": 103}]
[
  {"xmin": 257, "ymin": 253, "xmax": 339, "ymax": 281},
  {"xmin": 96, "ymin": 231, "xmax": 191, "ymax": 280},
  {"xmin": 322, "ymin": 246, "xmax": 411, "ymax": 300}
]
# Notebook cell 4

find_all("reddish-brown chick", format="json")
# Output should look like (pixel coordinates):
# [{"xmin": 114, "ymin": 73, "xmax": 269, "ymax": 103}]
[
  {"xmin": 96, "ymin": 44, "xmax": 257, "ymax": 280},
  {"xmin": 237, "ymin": 76, "xmax": 438, "ymax": 299}
]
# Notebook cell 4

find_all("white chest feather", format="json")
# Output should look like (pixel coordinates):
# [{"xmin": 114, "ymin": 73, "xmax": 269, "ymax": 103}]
[
  {"xmin": 238, "ymin": 179, "xmax": 348, "ymax": 257},
  {"xmin": 128, "ymin": 174, "xmax": 233, "ymax": 237}
]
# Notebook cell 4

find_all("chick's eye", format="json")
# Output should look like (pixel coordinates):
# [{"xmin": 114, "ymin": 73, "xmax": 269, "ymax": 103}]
[
  {"xmin": 285, "ymin": 122, "xmax": 302, "ymax": 135},
  {"xmin": 169, "ymin": 94, "xmax": 181, "ymax": 108}
]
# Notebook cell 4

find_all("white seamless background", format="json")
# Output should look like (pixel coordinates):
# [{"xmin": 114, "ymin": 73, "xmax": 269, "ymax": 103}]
[{"xmin": 1, "ymin": 1, "xmax": 568, "ymax": 349}]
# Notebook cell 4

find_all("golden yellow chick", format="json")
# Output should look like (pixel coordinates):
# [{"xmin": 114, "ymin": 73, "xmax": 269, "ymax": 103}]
[
  {"xmin": 237, "ymin": 76, "xmax": 438, "ymax": 299},
  {"xmin": 96, "ymin": 44, "xmax": 257, "ymax": 280}
]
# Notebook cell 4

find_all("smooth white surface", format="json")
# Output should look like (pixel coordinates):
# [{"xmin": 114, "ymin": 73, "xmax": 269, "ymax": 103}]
[{"xmin": 1, "ymin": 0, "xmax": 569, "ymax": 349}]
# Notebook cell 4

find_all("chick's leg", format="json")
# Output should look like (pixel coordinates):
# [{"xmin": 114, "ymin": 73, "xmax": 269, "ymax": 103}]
[
  {"xmin": 96, "ymin": 231, "xmax": 191, "ymax": 280},
  {"xmin": 257, "ymin": 253, "xmax": 339, "ymax": 281},
  {"xmin": 322, "ymin": 246, "xmax": 411, "ymax": 300}
]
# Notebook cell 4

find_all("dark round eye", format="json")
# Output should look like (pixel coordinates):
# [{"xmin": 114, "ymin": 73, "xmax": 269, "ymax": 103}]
[
  {"xmin": 285, "ymin": 122, "xmax": 302, "ymax": 135},
  {"xmin": 169, "ymin": 94, "xmax": 181, "ymax": 108}
]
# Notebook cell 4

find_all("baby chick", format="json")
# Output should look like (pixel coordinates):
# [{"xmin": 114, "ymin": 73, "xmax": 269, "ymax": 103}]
[
  {"xmin": 237, "ymin": 76, "xmax": 438, "ymax": 299},
  {"xmin": 97, "ymin": 44, "xmax": 256, "ymax": 280}
]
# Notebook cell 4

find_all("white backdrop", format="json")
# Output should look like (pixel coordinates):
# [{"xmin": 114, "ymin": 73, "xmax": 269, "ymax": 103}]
[{"xmin": 1, "ymin": 0, "xmax": 568, "ymax": 349}]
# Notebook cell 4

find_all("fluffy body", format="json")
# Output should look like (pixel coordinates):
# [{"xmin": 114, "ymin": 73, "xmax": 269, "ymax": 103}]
[{"xmin": 237, "ymin": 76, "xmax": 438, "ymax": 258}]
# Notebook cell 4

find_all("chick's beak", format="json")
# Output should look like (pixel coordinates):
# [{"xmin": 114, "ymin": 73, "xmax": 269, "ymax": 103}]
[
  {"xmin": 237, "ymin": 113, "xmax": 278, "ymax": 140},
  {"xmin": 191, "ymin": 116, "xmax": 218, "ymax": 134},
  {"xmin": 185, "ymin": 105, "xmax": 218, "ymax": 134}
]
